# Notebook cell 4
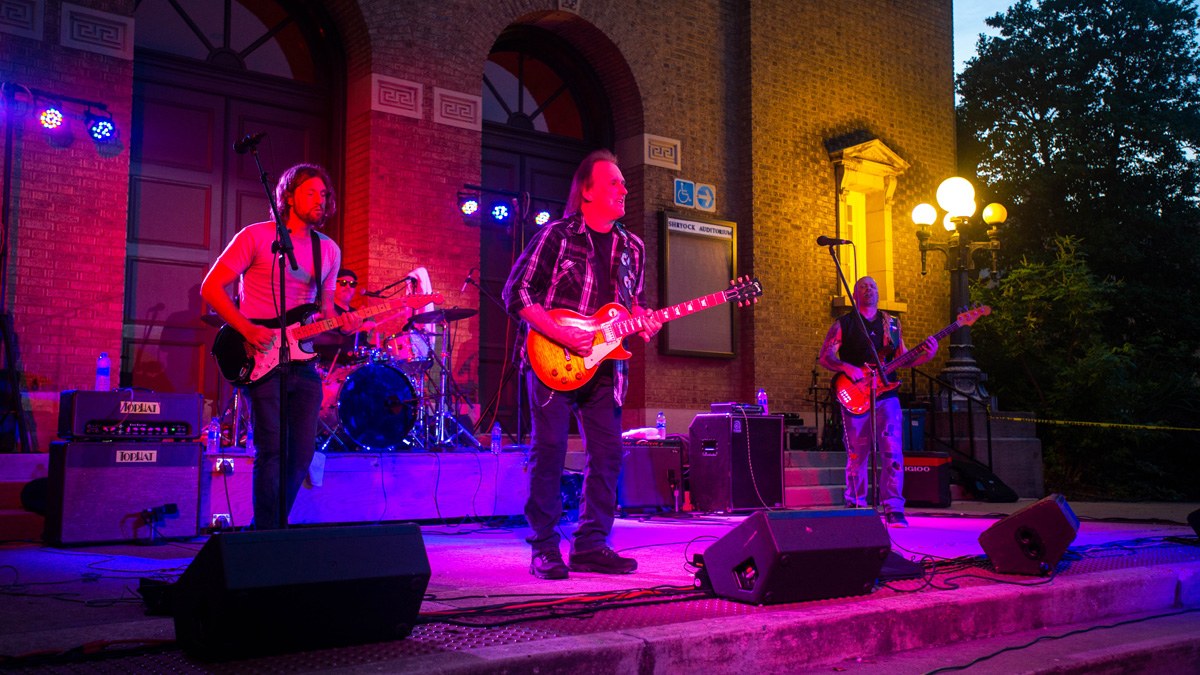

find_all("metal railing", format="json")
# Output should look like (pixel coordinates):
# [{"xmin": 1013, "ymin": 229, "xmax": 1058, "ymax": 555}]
[{"xmin": 902, "ymin": 368, "xmax": 994, "ymax": 470}]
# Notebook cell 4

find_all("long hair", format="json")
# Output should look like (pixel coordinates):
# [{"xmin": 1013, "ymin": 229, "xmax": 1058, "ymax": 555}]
[
  {"xmin": 274, "ymin": 163, "xmax": 337, "ymax": 227},
  {"xmin": 564, "ymin": 149, "xmax": 619, "ymax": 216}
]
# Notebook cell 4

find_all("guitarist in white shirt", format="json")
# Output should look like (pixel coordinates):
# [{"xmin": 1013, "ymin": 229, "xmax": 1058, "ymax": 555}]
[
  {"xmin": 818, "ymin": 276, "xmax": 936, "ymax": 528},
  {"xmin": 201, "ymin": 163, "xmax": 362, "ymax": 529}
]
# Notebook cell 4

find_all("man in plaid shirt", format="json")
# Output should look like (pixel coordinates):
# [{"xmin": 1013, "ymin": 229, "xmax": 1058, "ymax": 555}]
[{"xmin": 503, "ymin": 149, "xmax": 662, "ymax": 579}]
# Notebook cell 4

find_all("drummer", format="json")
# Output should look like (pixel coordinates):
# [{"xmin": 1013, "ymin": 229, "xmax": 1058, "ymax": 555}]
[{"xmin": 312, "ymin": 268, "xmax": 379, "ymax": 367}]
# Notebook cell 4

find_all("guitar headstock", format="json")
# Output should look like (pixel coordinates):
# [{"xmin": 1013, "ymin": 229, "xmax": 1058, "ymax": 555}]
[
  {"xmin": 402, "ymin": 293, "xmax": 444, "ymax": 308},
  {"xmin": 726, "ymin": 276, "xmax": 764, "ymax": 307},
  {"xmin": 956, "ymin": 303, "xmax": 991, "ymax": 326}
]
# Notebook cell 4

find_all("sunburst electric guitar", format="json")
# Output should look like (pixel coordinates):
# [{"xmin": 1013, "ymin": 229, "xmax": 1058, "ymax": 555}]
[
  {"xmin": 212, "ymin": 293, "xmax": 443, "ymax": 386},
  {"xmin": 832, "ymin": 304, "xmax": 990, "ymax": 414},
  {"xmin": 528, "ymin": 277, "xmax": 763, "ymax": 391}
]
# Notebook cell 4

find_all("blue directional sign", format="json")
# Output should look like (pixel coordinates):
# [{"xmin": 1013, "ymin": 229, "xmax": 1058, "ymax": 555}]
[
  {"xmin": 695, "ymin": 183, "xmax": 716, "ymax": 212},
  {"xmin": 673, "ymin": 178, "xmax": 695, "ymax": 208}
]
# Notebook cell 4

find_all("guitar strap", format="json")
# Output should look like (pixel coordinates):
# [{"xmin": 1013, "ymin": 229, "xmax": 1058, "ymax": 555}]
[
  {"xmin": 311, "ymin": 231, "xmax": 323, "ymax": 310},
  {"xmin": 613, "ymin": 226, "xmax": 634, "ymax": 311}
]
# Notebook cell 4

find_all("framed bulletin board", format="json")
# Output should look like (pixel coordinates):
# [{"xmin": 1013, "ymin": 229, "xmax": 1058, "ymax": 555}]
[{"xmin": 658, "ymin": 211, "xmax": 738, "ymax": 358}]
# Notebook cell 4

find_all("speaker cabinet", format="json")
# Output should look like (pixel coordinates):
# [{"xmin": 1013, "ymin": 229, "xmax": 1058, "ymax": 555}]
[
  {"xmin": 903, "ymin": 451, "xmax": 952, "ymax": 507},
  {"xmin": 618, "ymin": 439, "xmax": 684, "ymax": 513},
  {"xmin": 979, "ymin": 494, "xmax": 1079, "ymax": 575},
  {"xmin": 171, "ymin": 524, "xmax": 430, "ymax": 660},
  {"xmin": 703, "ymin": 510, "xmax": 890, "ymax": 605},
  {"xmin": 46, "ymin": 441, "xmax": 202, "ymax": 545},
  {"xmin": 688, "ymin": 414, "xmax": 784, "ymax": 512}
]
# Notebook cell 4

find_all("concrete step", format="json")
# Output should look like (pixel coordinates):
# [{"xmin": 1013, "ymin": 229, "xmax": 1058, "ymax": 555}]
[
  {"xmin": 805, "ymin": 609, "xmax": 1200, "ymax": 675},
  {"xmin": 784, "ymin": 466, "xmax": 843, "ymax": 487},
  {"xmin": 785, "ymin": 450, "xmax": 846, "ymax": 468},
  {"xmin": 0, "ymin": 453, "xmax": 49, "ymax": 481},
  {"xmin": 0, "ymin": 509, "xmax": 43, "ymax": 542},
  {"xmin": 0, "ymin": 481, "xmax": 26, "ymax": 510},
  {"xmin": 784, "ymin": 485, "xmax": 842, "ymax": 507}
]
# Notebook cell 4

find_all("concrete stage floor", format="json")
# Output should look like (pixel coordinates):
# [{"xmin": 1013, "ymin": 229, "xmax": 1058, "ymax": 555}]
[{"xmin": 0, "ymin": 500, "xmax": 1198, "ymax": 673}]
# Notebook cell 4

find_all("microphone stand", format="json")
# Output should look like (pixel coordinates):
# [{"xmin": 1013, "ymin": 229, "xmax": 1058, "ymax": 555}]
[
  {"xmin": 823, "ymin": 245, "xmax": 889, "ymax": 515},
  {"xmin": 247, "ymin": 139, "xmax": 296, "ymax": 530},
  {"xmin": 469, "ymin": 271, "xmax": 526, "ymax": 448}
]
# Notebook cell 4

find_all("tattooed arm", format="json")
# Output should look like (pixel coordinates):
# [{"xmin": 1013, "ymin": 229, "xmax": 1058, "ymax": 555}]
[{"xmin": 817, "ymin": 320, "xmax": 865, "ymax": 382}]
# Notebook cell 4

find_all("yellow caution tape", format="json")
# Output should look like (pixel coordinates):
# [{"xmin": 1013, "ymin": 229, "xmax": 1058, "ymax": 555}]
[{"xmin": 988, "ymin": 414, "xmax": 1200, "ymax": 433}]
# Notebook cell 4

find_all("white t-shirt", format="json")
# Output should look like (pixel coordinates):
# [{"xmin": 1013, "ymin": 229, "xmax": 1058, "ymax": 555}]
[{"xmin": 216, "ymin": 221, "xmax": 341, "ymax": 320}]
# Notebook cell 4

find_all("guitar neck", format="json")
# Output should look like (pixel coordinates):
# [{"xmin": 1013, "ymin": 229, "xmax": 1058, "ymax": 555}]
[
  {"xmin": 290, "ymin": 297, "xmax": 415, "ymax": 340},
  {"xmin": 607, "ymin": 291, "xmax": 730, "ymax": 340},
  {"xmin": 882, "ymin": 320, "xmax": 961, "ymax": 374}
]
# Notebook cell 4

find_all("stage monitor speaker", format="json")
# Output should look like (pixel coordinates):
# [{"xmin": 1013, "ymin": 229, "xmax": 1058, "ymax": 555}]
[
  {"xmin": 171, "ymin": 524, "xmax": 430, "ymax": 660},
  {"xmin": 703, "ymin": 510, "xmax": 890, "ymax": 605},
  {"xmin": 689, "ymin": 413, "xmax": 784, "ymax": 512},
  {"xmin": 618, "ymin": 438, "xmax": 684, "ymax": 513},
  {"xmin": 45, "ymin": 441, "xmax": 201, "ymax": 545},
  {"xmin": 978, "ymin": 494, "xmax": 1079, "ymax": 575}
]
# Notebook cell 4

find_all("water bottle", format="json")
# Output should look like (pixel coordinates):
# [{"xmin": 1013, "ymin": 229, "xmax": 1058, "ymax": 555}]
[
  {"xmin": 491, "ymin": 422, "xmax": 502, "ymax": 455},
  {"xmin": 94, "ymin": 352, "xmax": 111, "ymax": 391},
  {"xmin": 757, "ymin": 388, "xmax": 769, "ymax": 415},
  {"xmin": 656, "ymin": 412, "xmax": 666, "ymax": 439},
  {"xmin": 206, "ymin": 416, "xmax": 220, "ymax": 454},
  {"xmin": 246, "ymin": 425, "xmax": 255, "ymax": 453}
]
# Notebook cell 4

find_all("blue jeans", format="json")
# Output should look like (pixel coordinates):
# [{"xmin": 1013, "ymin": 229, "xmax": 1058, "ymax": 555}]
[
  {"xmin": 525, "ymin": 367, "xmax": 623, "ymax": 555},
  {"xmin": 841, "ymin": 396, "xmax": 905, "ymax": 514},
  {"xmin": 245, "ymin": 363, "xmax": 322, "ymax": 528}
]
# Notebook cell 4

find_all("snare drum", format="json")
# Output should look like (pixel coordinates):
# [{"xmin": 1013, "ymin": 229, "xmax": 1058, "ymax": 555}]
[{"xmin": 383, "ymin": 330, "xmax": 437, "ymax": 374}]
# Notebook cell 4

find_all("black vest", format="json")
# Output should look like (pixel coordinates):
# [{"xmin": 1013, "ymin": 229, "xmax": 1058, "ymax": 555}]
[{"xmin": 837, "ymin": 311, "xmax": 900, "ymax": 396}]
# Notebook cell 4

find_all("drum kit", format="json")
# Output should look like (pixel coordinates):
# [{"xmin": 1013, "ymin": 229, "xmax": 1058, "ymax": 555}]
[{"xmin": 210, "ymin": 307, "xmax": 480, "ymax": 453}]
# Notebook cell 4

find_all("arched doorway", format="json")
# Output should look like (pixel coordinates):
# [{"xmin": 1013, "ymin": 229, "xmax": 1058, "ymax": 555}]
[
  {"xmin": 477, "ymin": 25, "xmax": 614, "ymax": 434},
  {"xmin": 122, "ymin": 0, "xmax": 342, "ymax": 417}
]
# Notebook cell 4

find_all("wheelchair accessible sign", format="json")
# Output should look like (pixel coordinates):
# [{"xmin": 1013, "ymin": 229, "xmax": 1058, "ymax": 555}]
[{"xmin": 674, "ymin": 178, "xmax": 716, "ymax": 213}]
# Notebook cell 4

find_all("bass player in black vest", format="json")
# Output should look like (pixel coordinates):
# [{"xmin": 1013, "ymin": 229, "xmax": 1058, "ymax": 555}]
[{"xmin": 818, "ymin": 276, "xmax": 937, "ymax": 528}]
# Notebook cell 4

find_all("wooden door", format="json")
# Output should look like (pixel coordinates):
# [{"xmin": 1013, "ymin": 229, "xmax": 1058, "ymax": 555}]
[{"xmin": 123, "ymin": 56, "xmax": 327, "ymax": 418}]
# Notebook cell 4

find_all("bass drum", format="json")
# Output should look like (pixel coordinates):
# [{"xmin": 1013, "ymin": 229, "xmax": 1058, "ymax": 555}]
[{"xmin": 335, "ymin": 363, "xmax": 418, "ymax": 450}]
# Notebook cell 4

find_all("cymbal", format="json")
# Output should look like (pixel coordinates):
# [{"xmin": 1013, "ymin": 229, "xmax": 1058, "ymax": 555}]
[
  {"xmin": 200, "ymin": 313, "xmax": 225, "ymax": 327},
  {"xmin": 408, "ymin": 307, "xmax": 477, "ymax": 324}
]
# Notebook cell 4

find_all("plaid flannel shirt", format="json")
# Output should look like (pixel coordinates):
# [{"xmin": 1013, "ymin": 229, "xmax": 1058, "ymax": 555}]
[{"xmin": 502, "ymin": 213, "xmax": 646, "ymax": 406}]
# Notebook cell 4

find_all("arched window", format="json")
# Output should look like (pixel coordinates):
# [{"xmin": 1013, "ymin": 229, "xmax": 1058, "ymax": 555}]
[
  {"xmin": 133, "ymin": 0, "xmax": 329, "ymax": 83},
  {"xmin": 482, "ymin": 26, "xmax": 611, "ymax": 146}
]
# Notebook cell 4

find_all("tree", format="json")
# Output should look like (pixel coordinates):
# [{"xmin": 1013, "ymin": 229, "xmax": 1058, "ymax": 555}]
[
  {"xmin": 959, "ymin": 0, "xmax": 1200, "ymax": 498},
  {"xmin": 958, "ymin": 0, "xmax": 1200, "ymax": 365}
]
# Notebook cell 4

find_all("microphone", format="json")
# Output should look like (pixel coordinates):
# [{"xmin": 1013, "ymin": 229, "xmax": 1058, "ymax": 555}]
[
  {"xmin": 233, "ymin": 132, "xmax": 266, "ymax": 154},
  {"xmin": 460, "ymin": 269, "xmax": 474, "ymax": 293},
  {"xmin": 817, "ymin": 235, "xmax": 852, "ymax": 246}
]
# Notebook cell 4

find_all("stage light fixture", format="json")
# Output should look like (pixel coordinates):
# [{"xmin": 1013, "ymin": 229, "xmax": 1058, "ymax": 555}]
[
  {"xmin": 534, "ymin": 210, "xmax": 551, "ymax": 226},
  {"xmin": 39, "ymin": 106, "xmax": 64, "ymax": 130},
  {"xmin": 457, "ymin": 189, "xmax": 481, "ymax": 226},
  {"xmin": 491, "ymin": 202, "xmax": 510, "ymax": 222},
  {"xmin": 85, "ymin": 109, "xmax": 117, "ymax": 143}
]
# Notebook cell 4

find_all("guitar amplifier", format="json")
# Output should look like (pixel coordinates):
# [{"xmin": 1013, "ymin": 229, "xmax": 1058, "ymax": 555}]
[
  {"xmin": 45, "ymin": 441, "xmax": 202, "ymax": 545},
  {"xmin": 58, "ymin": 390, "xmax": 202, "ymax": 440},
  {"xmin": 618, "ymin": 438, "xmax": 684, "ymax": 513},
  {"xmin": 688, "ymin": 414, "xmax": 784, "ymax": 512}
]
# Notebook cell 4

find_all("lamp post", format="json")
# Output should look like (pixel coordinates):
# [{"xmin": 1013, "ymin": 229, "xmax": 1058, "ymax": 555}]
[{"xmin": 913, "ymin": 177, "xmax": 1005, "ymax": 401}]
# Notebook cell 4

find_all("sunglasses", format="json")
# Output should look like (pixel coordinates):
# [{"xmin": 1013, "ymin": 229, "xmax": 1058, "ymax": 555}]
[{"xmin": 337, "ymin": 280, "xmax": 357, "ymax": 288}]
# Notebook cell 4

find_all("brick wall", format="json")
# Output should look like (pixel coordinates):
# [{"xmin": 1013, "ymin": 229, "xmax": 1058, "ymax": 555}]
[
  {"xmin": 744, "ymin": 0, "xmax": 957, "ymax": 414},
  {"xmin": 1, "ymin": 0, "xmax": 133, "ymax": 395},
  {"xmin": 3, "ymin": 0, "xmax": 956, "ymax": 441}
]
